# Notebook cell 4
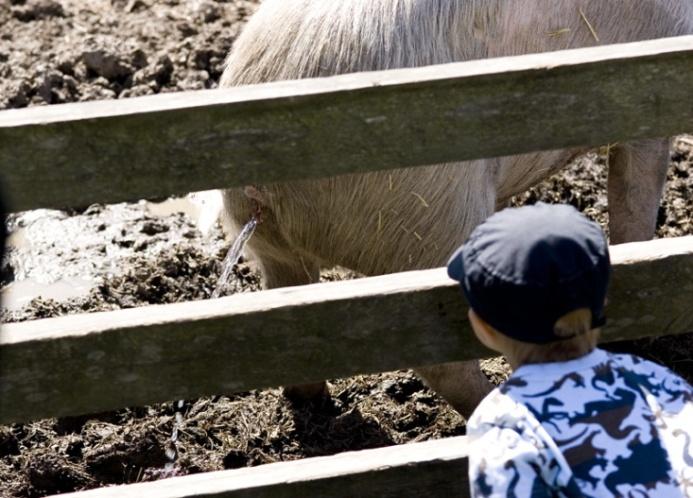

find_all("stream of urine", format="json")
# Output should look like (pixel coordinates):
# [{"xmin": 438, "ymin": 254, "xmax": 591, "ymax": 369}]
[
  {"xmin": 165, "ymin": 217, "xmax": 259, "ymax": 470},
  {"xmin": 211, "ymin": 217, "xmax": 258, "ymax": 299}
]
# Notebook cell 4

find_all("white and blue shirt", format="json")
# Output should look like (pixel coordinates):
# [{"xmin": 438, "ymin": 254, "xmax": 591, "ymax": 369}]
[{"xmin": 467, "ymin": 348, "xmax": 693, "ymax": 497}]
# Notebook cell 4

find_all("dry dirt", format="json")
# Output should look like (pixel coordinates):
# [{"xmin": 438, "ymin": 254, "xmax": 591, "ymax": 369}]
[{"xmin": 0, "ymin": 1, "xmax": 692, "ymax": 496}]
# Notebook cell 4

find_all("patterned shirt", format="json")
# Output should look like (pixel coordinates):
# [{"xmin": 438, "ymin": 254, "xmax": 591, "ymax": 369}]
[{"xmin": 467, "ymin": 348, "xmax": 693, "ymax": 497}]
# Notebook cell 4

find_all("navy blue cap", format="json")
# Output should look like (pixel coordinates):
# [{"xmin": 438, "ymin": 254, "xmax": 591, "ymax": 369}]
[{"xmin": 447, "ymin": 203, "xmax": 610, "ymax": 344}]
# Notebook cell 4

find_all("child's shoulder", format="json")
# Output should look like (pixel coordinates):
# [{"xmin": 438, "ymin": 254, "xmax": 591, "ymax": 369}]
[
  {"xmin": 505, "ymin": 348, "xmax": 689, "ymax": 397},
  {"xmin": 469, "ymin": 348, "xmax": 692, "ymax": 431},
  {"xmin": 603, "ymin": 350, "xmax": 692, "ymax": 394},
  {"xmin": 467, "ymin": 383, "xmax": 534, "ymax": 433}
]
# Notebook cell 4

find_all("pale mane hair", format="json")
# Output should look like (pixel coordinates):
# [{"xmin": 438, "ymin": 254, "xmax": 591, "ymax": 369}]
[{"xmin": 222, "ymin": 0, "xmax": 693, "ymax": 87}]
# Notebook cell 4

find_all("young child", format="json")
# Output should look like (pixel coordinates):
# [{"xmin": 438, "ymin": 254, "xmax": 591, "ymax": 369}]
[{"xmin": 446, "ymin": 202, "xmax": 692, "ymax": 498}]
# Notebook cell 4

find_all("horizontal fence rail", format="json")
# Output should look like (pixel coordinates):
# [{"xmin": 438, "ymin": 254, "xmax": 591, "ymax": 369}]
[
  {"xmin": 1, "ymin": 236, "xmax": 691, "ymax": 424},
  {"xmin": 0, "ymin": 36, "xmax": 691, "ymax": 211},
  {"xmin": 54, "ymin": 436, "xmax": 470, "ymax": 498}
]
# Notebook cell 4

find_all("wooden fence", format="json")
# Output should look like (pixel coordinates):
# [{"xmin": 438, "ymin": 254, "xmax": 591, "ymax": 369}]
[
  {"xmin": 0, "ymin": 36, "xmax": 692, "ymax": 497},
  {"xmin": 1, "ymin": 36, "xmax": 692, "ymax": 210},
  {"xmin": 57, "ymin": 436, "xmax": 471, "ymax": 498}
]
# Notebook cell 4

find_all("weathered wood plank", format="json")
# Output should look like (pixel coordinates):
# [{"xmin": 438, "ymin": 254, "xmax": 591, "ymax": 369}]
[
  {"xmin": 53, "ymin": 436, "xmax": 469, "ymax": 498},
  {"xmin": 1, "ymin": 36, "xmax": 692, "ymax": 211},
  {"xmin": 1, "ymin": 236, "xmax": 692, "ymax": 424}
]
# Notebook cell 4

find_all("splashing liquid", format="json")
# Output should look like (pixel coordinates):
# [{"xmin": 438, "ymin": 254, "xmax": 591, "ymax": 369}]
[
  {"xmin": 164, "ymin": 399, "xmax": 185, "ymax": 472},
  {"xmin": 211, "ymin": 217, "xmax": 258, "ymax": 298}
]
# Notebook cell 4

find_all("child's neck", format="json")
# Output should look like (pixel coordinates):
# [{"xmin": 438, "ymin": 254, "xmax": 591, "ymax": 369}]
[{"xmin": 508, "ymin": 346, "xmax": 597, "ymax": 371}]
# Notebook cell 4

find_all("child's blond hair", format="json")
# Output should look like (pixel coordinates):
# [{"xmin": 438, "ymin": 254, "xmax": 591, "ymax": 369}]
[{"xmin": 495, "ymin": 308, "xmax": 600, "ymax": 365}]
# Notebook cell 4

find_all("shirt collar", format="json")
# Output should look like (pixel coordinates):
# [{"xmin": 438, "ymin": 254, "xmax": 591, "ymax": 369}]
[{"xmin": 510, "ymin": 348, "xmax": 609, "ymax": 380}]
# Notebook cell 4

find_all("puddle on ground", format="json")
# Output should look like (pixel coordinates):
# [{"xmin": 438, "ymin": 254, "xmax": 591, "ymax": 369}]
[
  {"xmin": 1, "ymin": 277, "xmax": 94, "ymax": 311},
  {"xmin": 1, "ymin": 195, "xmax": 227, "ymax": 314},
  {"xmin": 148, "ymin": 191, "xmax": 223, "ymax": 234}
]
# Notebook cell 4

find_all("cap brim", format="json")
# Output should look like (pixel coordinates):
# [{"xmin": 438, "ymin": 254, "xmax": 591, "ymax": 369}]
[{"xmin": 446, "ymin": 246, "xmax": 466, "ymax": 282}]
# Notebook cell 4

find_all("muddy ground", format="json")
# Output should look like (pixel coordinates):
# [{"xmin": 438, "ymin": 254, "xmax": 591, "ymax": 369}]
[{"xmin": 0, "ymin": 1, "xmax": 692, "ymax": 496}]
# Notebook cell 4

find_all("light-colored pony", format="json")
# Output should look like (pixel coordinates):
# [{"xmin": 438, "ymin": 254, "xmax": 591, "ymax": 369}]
[{"xmin": 217, "ymin": 0, "xmax": 693, "ymax": 416}]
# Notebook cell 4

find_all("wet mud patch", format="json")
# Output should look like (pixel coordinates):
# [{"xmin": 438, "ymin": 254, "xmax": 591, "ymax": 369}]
[{"xmin": 1, "ymin": 200, "xmax": 246, "ymax": 322}]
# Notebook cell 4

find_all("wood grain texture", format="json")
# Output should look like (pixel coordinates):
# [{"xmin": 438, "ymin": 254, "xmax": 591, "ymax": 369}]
[
  {"xmin": 54, "ymin": 436, "xmax": 469, "ymax": 498},
  {"xmin": 1, "ymin": 236, "xmax": 691, "ymax": 424},
  {"xmin": 0, "ymin": 36, "xmax": 692, "ymax": 211}
]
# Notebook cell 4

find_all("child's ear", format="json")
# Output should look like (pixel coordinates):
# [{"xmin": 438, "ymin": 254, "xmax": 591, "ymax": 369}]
[{"xmin": 468, "ymin": 309, "xmax": 501, "ymax": 353}]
